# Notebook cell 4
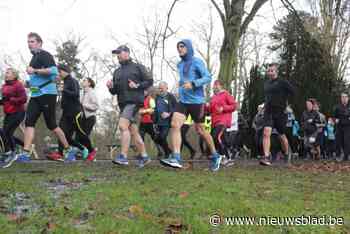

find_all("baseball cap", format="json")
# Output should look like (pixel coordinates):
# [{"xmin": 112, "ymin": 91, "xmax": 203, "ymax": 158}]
[{"xmin": 112, "ymin": 45, "xmax": 130, "ymax": 54}]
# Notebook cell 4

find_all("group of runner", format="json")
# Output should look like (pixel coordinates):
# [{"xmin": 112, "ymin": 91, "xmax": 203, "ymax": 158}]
[{"xmin": 1, "ymin": 32, "xmax": 349, "ymax": 171}]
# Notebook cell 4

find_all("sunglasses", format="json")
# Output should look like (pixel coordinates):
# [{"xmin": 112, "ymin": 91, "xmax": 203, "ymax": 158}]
[{"xmin": 178, "ymin": 44, "xmax": 186, "ymax": 49}]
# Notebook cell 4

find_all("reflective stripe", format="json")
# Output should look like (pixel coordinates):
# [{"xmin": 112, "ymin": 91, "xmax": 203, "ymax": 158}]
[{"xmin": 75, "ymin": 112, "xmax": 87, "ymax": 136}]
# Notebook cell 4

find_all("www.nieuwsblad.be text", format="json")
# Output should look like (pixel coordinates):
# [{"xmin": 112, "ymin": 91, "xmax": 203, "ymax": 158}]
[{"xmin": 209, "ymin": 214, "xmax": 344, "ymax": 227}]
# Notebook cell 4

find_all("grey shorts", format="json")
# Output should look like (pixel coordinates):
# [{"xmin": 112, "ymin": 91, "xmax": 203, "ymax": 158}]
[{"xmin": 119, "ymin": 104, "xmax": 140, "ymax": 123}]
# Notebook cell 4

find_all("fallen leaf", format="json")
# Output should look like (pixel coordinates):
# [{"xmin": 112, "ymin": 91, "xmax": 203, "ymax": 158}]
[{"xmin": 179, "ymin": 192, "xmax": 189, "ymax": 199}]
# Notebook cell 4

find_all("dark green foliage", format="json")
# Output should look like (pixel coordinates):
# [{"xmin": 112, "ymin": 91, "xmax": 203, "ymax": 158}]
[
  {"xmin": 55, "ymin": 40, "xmax": 82, "ymax": 80},
  {"xmin": 242, "ymin": 11, "xmax": 348, "ymax": 125}
]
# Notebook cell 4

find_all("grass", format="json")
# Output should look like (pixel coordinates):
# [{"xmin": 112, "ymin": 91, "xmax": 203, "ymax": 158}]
[{"xmin": 0, "ymin": 161, "xmax": 349, "ymax": 233}]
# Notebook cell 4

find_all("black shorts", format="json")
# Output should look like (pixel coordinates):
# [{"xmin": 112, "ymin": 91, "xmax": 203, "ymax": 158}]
[
  {"xmin": 263, "ymin": 108, "xmax": 287, "ymax": 135},
  {"xmin": 25, "ymin": 94, "xmax": 58, "ymax": 130},
  {"xmin": 175, "ymin": 102, "xmax": 205, "ymax": 123}
]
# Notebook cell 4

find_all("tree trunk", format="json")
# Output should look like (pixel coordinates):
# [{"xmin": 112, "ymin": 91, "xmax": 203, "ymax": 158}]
[{"xmin": 218, "ymin": 28, "xmax": 240, "ymax": 90}]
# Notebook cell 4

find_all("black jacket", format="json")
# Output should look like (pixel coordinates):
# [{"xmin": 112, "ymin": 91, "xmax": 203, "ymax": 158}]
[
  {"xmin": 61, "ymin": 75, "xmax": 81, "ymax": 116},
  {"xmin": 334, "ymin": 103, "xmax": 350, "ymax": 127},
  {"xmin": 109, "ymin": 60, "xmax": 153, "ymax": 107},
  {"xmin": 301, "ymin": 110, "xmax": 320, "ymax": 135},
  {"xmin": 154, "ymin": 93, "xmax": 177, "ymax": 126},
  {"xmin": 264, "ymin": 78, "xmax": 295, "ymax": 110}
]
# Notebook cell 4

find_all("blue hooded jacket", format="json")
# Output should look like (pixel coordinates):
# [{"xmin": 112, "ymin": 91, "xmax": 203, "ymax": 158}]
[{"xmin": 177, "ymin": 39, "xmax": 211, "ymax": 104}]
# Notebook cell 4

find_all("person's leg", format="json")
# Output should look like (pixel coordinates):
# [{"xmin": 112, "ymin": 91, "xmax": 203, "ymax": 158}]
[
  {"xmin": 41, "ymin": 95, "xmax": 70, "ymax": 148},
  {"xmin": 210, "ymin": 125, "xmax": 225, "ymax": 155},
  {"xmin": 119, "ymin": 117, "xmax": 131, "ymax": 157},
  {"xmin": 23, "ymin": 97, "xmax": 42, "ymax": 151},
  {"xmin": 194, "ymin": 123, "xmax": 216, "ymax": 154},
  {"xmin": 77, "ymin": 116, "xmax": 96, "ymax": 152},
  {"xmin": 3, "ymin": 112, "xmax": 24, "ymax": 152},
  {"xmin": 139, "ymin": 122, "xmax": 147, "ymax": 141},
  {"xmin": 58, "ymin": 115, "xmax": 74, "ymax": 154},
  {"xmin": 343, "ymin": 126, "xmax": 350, "ymax": 160},
  {"xmin": 157, "ymin": 125, "xmax": 171, "ymax": 156},
  {"xmin": 181, "ymin": 125, "xmax": 196, "ymax": 156},
  {"xmin": 129, "ymin": 123, "xmax": 147, "ymax": 156},
  {"xmin": 170, "ymin": 112, "xmax": 186, "ymax": 154}
]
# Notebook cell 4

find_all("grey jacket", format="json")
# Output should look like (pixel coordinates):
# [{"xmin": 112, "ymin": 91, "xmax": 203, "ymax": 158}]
[{"xmin": 80, "ymin": 87, "xmax": 99, "ymax": 118}]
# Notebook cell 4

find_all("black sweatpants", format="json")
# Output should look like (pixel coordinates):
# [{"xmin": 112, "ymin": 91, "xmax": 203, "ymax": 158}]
[
  {"xmin": 336, "ymin": 125, "xmax": 350, "ymax": 160},
  {"xmin": 58, "ymin": 113, "xmax": 93, "ymax": 154},
  {"xmin": 139, "ymin": 122, "xmax": 162, "ymax": 156},
  {"xmin": 155, "ymin": 125, "xmax": 171, "ymax": 156},
  {"xmin": 3, "ymin": 112, "xmax": 25, "ymax": 152},
  {"xmin": 76, "ymin": 115, "xmax": 96, "ymax": 152}
]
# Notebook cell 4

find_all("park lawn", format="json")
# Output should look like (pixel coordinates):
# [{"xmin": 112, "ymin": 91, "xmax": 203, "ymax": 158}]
[{"xmin": 0, "ymin": 161, "xmax": 349, "ymax": 234}]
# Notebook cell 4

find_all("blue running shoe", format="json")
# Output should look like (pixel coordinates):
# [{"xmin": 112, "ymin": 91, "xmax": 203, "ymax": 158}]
[
  {"xmin": 112, "ymin": 154, "xmax": 128, "ymax": 165},
  {"xmin": 2, "ymin": 152, "xmax": 18, "ymax": 168},
  {"xmin": 16, "ymin": 152, "xmax": 31, "ymax": 163},
  {"xmin": 63, "ymin": 147, "xmax": 77, "ymax": 163},
  {"xmin": 136, "ymin": 155, "xmax": 151, "ymax": 168},
  {"xmin": 160, "ymin": 153, "xmax": 182, "ymax": 168},
  {"xmin": 210, "ymin": 153, "xmax": 222, "ymax": 172}
]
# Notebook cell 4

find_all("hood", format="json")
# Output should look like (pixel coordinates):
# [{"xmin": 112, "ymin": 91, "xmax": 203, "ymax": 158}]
[{"xmin": 177, "ymin": 39, "xmax": 194, "ymax": 61}]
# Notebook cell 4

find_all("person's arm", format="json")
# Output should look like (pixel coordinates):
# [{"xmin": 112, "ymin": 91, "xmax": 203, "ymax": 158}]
[
  {"xmin": 136, "ymin": 64, "xmax": 153, "ymax": 90},
  {"xmin": 222, "ymin": 93, "xmax": 237, "ymax": 113},
  {"xmin": 83, "ymin": 91, "xmax": 99, "ymax": 112},
  {"xmin": 282, "ymin": 80, "xmax": 295, "ymax": 97},
  {"xmin": 9, "ymin": 83, "xmax": 27, "ymax": 105},
  {"xmin": 191, "ymin": 59, "xmax": 212, "ymax": 88}
]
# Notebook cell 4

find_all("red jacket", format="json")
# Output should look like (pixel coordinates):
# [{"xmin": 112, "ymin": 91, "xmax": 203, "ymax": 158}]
[
  {"xmin": 1, "ymin": 80, "xmax": 27, "ymax": 114},
  {"xmin": 141, "ymin": 95, "xmax": 155, "ymax": 124},
  {"xmin": 208, "ymin": 90, "xmax": 237, "ymax": 128}
]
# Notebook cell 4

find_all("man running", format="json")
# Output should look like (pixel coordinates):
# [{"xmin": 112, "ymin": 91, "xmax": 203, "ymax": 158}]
[
  {"xmin": 161, "ymin": 39, "xmax": 222, "ymax": 171},
  {"xmin": 107, "ymin": 45, "xmax": 153, "ymax": 167},
  {"xmin": 261, "ymin": 63, "xmax": 295, "ymax": 166},
  {"xmin": 4, "ymin": 32, "xmax": 75, "ymax": 168}
]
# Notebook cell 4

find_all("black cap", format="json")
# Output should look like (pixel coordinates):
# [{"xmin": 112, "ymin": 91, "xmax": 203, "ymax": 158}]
[
  {"xmin": 112, "ymin": 45, "xmax": 130, "ymax": 54},
  {"xmin": 57, "ymin": 64, "xmax": 71, "ymax": 73}
]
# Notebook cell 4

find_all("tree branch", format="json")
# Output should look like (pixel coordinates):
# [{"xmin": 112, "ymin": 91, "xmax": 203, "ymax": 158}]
[
  {"xmin": 210, "ymin": 0, "xmax": 225, "ymax": 26},
  {"xmin": 240, "ymin": 0, "xmax": 269, "ymax": 36}
]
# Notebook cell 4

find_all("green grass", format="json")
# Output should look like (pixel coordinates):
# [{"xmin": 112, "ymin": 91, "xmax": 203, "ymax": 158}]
[{"xmin": 0, "ymin": 162, "xmax": 349, "ymax": 233}]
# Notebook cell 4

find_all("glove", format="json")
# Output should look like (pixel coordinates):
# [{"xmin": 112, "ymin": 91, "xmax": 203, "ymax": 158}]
[{"xmin": 307, "ymin": 119, "xmax": 313, "ymax": 123}]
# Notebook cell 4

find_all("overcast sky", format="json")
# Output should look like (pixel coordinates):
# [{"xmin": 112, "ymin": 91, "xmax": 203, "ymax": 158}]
[{"xmin": 0, "ymin": 0, "xmax": 308, "ymax": 101}]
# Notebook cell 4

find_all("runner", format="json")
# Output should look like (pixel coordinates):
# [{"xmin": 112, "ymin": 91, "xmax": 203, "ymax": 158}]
[
  {"xmin": 80, "ymin": 77, "xmax": 99, "ymax": 161},
  {"xmin": 161, "ymin": 39, "xmax": 222, "ymax": 171},
  {"xmin": 0, "ymin": 68, "xmax": 27, "ymax": 166},
  {"xmin": 261, "ymin": 63, "xmax": 295, "ymax": 166},
  {"xmin": 207, "ymin": 80, "xmax": 237, "ymax": 164},
  {"xmin": 2, "ymin": 32, "xmax": 75, "ymax": 168},
  {"xmin": 107, "ymin": 45, "xmax": 153, "ymax": 167}
]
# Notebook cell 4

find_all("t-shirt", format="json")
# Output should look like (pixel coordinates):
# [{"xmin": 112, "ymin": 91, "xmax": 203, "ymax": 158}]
[{"xmin": 28, "ymin": 49, "xmax": 58, "ymax": 97}]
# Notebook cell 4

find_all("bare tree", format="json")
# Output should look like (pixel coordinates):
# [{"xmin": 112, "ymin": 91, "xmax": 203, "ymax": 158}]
[
  {"xmin": 306, "ymin": 0, "xmax": 350, "ymax": 81},
  {"xmin": 191, "ymin": 4, "xmax": 221, "ymax": 97},
  {"xmin": 210, "ymin": 0, "xmax": 269, "ymax": 90}
]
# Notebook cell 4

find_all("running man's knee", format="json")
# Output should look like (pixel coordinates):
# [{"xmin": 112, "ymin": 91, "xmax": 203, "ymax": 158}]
[
  {"xmin": 119, "ymin": 118, "xmax": 130, "ymax": 132},
  {"xmin": 171, "ymin": 113, "xmax": 185, "ymax": 129}
]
